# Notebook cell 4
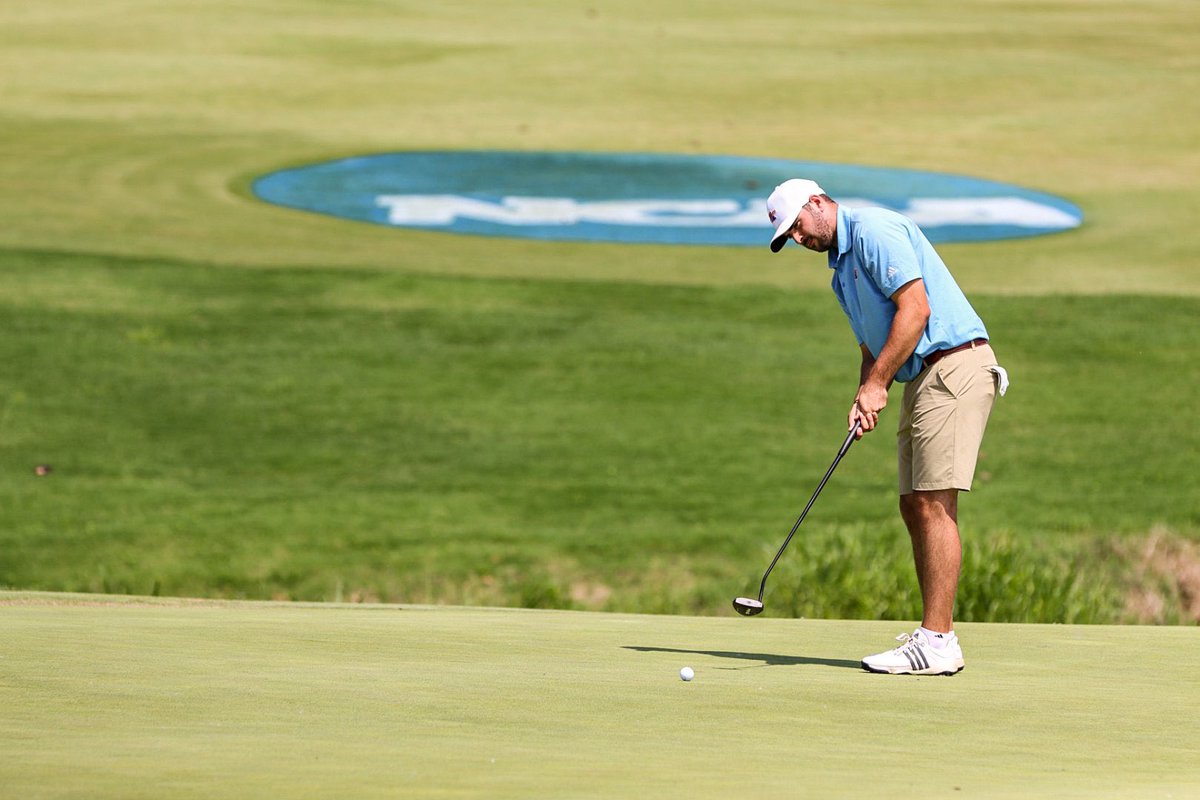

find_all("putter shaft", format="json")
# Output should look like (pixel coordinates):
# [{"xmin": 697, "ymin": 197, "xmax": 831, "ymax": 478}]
[{"xmin": 737, "ymin": 423, "xmax": 860, "ymax": 614}]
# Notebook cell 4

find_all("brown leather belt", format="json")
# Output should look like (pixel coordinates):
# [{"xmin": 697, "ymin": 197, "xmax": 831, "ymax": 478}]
[{"xmin": 923, "ymin": 338, "xmax": 988, "ymax": 368}]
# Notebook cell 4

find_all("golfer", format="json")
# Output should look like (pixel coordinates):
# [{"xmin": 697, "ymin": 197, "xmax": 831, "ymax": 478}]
[{"xmin": 766, "ymin": 179, "xmax": 1007, "ymax": 675}]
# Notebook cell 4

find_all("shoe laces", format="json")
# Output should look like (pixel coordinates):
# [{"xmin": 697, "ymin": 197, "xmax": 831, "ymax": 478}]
[{"xmin": 892, "ymin": 632, "xmax": 923, "ymax": 653}]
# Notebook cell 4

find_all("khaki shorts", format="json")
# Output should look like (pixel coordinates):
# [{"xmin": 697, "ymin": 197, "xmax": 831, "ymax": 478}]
[{"xmin": 898, "ymin": 342, "xmax": 998, "ymax": 494}]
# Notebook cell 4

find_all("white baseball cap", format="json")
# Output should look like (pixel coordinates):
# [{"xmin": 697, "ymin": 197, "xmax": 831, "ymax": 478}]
[{"xmin": 766, "ymin": 179, "xmax": 826, "ymax": 252}]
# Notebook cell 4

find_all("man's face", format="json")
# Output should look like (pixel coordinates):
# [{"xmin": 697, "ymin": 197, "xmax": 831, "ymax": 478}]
[{"xmin": 789, "ymin": 201, "xmax": 835, "ymax": 253}]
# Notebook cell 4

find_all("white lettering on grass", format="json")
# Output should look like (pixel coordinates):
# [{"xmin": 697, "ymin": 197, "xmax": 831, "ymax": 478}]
[
  {"xmin": 375, "ymin": 195, "xmax": 1078, "ymax": 230},
  {"xmin": 904, "ymin": 198, "xmax": 1080, "ymax": 229}
]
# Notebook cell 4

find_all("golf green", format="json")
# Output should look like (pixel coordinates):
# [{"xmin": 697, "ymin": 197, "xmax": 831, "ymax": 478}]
[{"xmin": 3, "ymin": 593, "xmax": 1197, "ymax": 798}]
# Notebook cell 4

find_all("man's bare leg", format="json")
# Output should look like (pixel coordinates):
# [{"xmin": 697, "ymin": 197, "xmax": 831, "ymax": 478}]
[{"xmin": 899, "ymin": 489, "xmax": 961, "ymax": 633}]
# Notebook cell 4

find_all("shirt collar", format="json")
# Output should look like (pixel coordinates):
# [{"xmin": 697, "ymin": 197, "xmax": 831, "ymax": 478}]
[{"xmin": 827, "ymin": 204, "xmax": 853, "ymax": 269}]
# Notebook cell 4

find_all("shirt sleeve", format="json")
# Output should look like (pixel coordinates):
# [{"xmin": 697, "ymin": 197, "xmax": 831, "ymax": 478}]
[{"xmin": 856, "ymin": 216, "xmax": 922, "ymax": 297}]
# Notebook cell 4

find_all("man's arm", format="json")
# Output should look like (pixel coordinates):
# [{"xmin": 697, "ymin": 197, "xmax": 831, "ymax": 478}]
[
  {"xmin": 851, "ymin": 278, "xmax": 930, "ymax": 436},
  {"xmin": 849, "ymin": 344, "xmax": 876, "ymax": 436}
]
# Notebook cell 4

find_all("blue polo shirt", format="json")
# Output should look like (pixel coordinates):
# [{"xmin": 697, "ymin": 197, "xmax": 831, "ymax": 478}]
[{"xmin": 829, "ymin": 205, "xmax": 988, "ymax": 383}]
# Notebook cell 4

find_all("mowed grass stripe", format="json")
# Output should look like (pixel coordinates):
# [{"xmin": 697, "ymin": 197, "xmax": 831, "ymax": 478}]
[
  {"xmin": 1, "ymin": 594, "xmax": 1198, "ymax": 799},
  {"xmin": 0, "ymin": 1, "xmax": 1197, "ymax": 294}
]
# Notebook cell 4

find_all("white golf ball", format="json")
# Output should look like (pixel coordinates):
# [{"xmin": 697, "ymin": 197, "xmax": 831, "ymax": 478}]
[{"xmin": 680, "ymin": 666, "xmax": 694, "ymax": 682}]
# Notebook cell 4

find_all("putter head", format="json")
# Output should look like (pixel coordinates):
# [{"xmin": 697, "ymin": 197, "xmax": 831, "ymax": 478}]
[{"xmin": 732, "ymin": 597, "xmax": 764, "ymax": 616}]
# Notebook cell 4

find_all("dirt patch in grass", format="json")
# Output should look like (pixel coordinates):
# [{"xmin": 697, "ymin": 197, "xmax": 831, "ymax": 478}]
[{"xmin": 1120, "ymin": 528, "xmax": 1200, "ymax": 624}]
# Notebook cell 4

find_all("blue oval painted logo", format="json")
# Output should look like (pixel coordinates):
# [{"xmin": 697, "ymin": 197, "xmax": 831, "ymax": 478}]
[{"xmin": 252, "ymin": 151, "xmax": 1082, "ymax": 246}]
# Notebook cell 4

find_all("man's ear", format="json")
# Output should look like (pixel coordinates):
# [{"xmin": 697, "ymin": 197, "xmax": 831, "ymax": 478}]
[{"xmin": 810, "ymin": 194, "xmax": 833, "ymax": 217}]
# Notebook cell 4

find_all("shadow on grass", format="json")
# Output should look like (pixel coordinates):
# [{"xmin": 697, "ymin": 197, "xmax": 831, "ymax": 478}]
[{"xmin": 624, "ymin": 645, "xmax": 859, "ymax": 670}]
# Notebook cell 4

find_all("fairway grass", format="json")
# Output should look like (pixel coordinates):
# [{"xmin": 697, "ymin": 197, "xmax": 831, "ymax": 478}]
[
  {"xmin": 1, "ymin": 0, "xmax": 1198, "ymax": 294},
  {"xmin": 2, "ymin": 593, "xmax": 1197, "ymax": 799},
  {"xmin": 1, "ymin": 0, "xmax": 1198, "ymax": 620},
  {"xmin": 1, "ymin": 251, "xmax": 1196, "ymax": 619}
]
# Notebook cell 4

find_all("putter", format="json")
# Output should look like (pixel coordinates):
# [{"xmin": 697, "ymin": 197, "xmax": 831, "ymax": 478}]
[{"xmin": 733, "ymin": 421, "xmax": 861, "ymax": 617}]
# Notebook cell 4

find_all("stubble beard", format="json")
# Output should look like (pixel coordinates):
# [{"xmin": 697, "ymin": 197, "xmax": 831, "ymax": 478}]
[{"xmin": 808, "ymin": 210, "xmax": 834, "ymax": 252}]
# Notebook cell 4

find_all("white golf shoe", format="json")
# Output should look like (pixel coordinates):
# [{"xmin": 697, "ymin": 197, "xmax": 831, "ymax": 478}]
[{"xmin": 861, "ymin": 629, "xmax": 965, "ymax": 676}]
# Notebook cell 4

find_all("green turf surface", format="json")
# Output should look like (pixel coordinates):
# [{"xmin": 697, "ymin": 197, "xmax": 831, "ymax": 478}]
[
  {"xmin": 0, "ymin": 0, "xmax": 1197, "ymax": 621},
  {"xmin": 3, "ymin": 3, "xmax": 1197, "ymax": 797},
  {"xmin": 1, "ymin": 250, "xmax": 1195, "ymax": 618},
  {"xmin": 0, "ymin": 0, "xmax": 1197, "ymax": 294},
  {"xmin": 2, "ymin": 594, "xmax": 1198, "ymax": 798}
]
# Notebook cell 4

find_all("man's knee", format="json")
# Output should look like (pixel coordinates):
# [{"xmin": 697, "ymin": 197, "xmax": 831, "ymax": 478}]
[{"xmin": 900, "ymin": 489, "xmax": 958, "ymax": 527}]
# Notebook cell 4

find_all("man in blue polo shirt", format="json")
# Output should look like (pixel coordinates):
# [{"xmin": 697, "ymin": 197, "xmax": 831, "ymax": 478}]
[{"xmin": 766, "ymin": 178, "xmax": 1007, "ymax": 676}]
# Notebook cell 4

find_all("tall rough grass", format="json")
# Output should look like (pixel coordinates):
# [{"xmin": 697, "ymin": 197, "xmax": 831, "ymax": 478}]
[{"xmin": 378, "ymin": 530, "xmax": 1195, "ymax": 625}]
